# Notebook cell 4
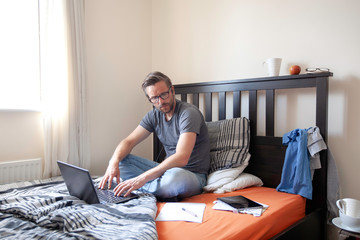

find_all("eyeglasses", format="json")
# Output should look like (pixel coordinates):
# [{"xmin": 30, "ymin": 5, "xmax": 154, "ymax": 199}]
[
  {"xmin": 305, "ymin": 68, "xmax": 330, "ymax": 72},
  {"xmin": 148, "ymin": 86, "xmax": 172, "ymax": 104}
]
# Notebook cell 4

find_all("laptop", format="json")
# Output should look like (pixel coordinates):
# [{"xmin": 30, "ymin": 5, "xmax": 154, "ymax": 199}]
[{"xmin": 57, "ymin": 161, "xmax": 138, "ymax": 204}]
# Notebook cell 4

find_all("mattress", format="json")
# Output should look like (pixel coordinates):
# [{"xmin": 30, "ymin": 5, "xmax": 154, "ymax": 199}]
[{"xmin": 156, "ymin": 187, "xmax": 305, "ymax": 240}]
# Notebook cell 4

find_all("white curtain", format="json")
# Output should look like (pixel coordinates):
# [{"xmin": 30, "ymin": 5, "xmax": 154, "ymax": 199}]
[{"xmin": 40, "ymin": 0, "xmax": 89, "ymax": 178}]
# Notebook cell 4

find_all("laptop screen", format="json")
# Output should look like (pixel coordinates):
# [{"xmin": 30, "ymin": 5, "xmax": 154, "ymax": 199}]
[{"xmin": 57, "ymin": 161, "xmax": 100, "ymax": 204}]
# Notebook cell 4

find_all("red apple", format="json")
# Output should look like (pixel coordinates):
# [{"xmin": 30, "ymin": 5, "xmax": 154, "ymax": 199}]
[{"xmin": 289, "ymin": 65, "xmax": 301, "ymax": 75}]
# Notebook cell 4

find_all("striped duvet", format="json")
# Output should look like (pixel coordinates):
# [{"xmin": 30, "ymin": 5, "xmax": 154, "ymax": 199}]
[{"xmin": 0, "ymin": 178, "xmax": 158, "ymax": 240}]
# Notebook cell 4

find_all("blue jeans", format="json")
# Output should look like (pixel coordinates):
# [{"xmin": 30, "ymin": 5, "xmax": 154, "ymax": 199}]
[{"xmin": 119, "ymin": 154, "xmax": 207, "ymax": 200}]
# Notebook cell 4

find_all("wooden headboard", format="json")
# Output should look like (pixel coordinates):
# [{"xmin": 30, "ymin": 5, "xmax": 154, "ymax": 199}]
[{"xmin": 153, "ymin": 72, "xmax": 332, "ymax": 214}]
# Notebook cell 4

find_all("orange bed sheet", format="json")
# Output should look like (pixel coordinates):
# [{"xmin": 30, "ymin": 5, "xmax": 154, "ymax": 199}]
[{"xmin": 156, "ymin": 187, "xmax": 305, "ymax": 240}]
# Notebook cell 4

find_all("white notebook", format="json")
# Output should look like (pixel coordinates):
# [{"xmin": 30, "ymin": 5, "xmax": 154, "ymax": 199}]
[{"xmin": 156, "ymin": 202, "xmax": 206, "ymax": 223}]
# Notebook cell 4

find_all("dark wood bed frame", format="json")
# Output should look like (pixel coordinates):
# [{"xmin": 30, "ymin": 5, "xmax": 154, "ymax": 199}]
[{"xmin": 153, "ymin": 72, "xmax": 332, "ymax": 240}]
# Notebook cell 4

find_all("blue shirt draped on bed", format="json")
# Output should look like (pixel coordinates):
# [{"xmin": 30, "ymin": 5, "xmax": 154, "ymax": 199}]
[{"xmin": 276, "ymin": 128, "xmax": 313, "ymax": 200}]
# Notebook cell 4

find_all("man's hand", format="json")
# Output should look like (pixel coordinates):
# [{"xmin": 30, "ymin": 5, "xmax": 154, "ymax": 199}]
[
  {"xmin": 99, "ymin": 162, "xmax": 121, "ymax": 190},
  {"xmin": 99, "ymin": 126, "xmax": 151, "ymax": 190},
  {"xmin": 113, "ymin": 174, "xmax": 147, "ymax": 197}
]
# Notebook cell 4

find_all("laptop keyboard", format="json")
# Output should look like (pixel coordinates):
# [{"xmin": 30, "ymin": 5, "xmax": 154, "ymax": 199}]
[{"xmin": 95, "ymin": 188, "xmax": 126, "ymax": 203}]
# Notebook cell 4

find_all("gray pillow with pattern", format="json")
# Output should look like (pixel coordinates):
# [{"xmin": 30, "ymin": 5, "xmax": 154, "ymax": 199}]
[{"xmin": 206, "ymin": 117, "xmax": 250, "ymax": 173}]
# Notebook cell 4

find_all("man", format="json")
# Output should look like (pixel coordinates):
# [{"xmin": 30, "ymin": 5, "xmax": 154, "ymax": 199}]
[{"xmin": 99, "ymin": 71, "xmax": 210, "ymax": 201}]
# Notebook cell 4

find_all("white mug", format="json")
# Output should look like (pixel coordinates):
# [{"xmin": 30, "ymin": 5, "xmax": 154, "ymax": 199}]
[
  {"xmin": 336, "ymin": 198, "xmax": 360, "ymax": 218},
  {"xmin": 263, "ymin": 58, "xmax": 282, "ymax": 76}
]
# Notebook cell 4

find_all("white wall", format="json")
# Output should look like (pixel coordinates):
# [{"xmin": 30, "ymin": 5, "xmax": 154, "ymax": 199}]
[
  {"xmin": 0, "ymin": 111, "xmax": 44, "ymax": 162},
  {"xmin": 151, "ymin": 0, "xmax": 360, "ymax": 200},
  {"xmin": 85, "ymin": 0, "xmax": 152, "ymax": 175}
]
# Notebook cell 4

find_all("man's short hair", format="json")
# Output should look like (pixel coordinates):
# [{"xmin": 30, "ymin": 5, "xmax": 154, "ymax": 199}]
[{"xmin": 142, "ymin": 71, "xmax": 172, "ymax": 97}]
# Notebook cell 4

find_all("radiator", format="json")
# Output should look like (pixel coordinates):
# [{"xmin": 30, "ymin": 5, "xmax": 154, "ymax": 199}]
[{"xmin": 0, "ymin": 158, "xmax": 42, "ymax": 184}]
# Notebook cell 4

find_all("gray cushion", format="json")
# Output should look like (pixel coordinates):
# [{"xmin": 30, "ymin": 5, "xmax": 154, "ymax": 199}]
[{"xmin": 206, "ymin": 117, "xmax": 250, "ymax": 173}]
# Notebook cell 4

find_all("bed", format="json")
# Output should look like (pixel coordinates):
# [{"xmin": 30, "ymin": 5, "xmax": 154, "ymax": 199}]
[
  {"xmin": 154, "ymin": 72, "xmax": 332, "ymax": 240},
  {"xmin": 0, "ymin": 72, "xmax": 332, "ymax": 240}
]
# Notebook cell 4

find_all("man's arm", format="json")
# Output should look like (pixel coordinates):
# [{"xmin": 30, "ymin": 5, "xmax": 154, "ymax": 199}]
[
  {"xmin": 99, "ymin": 125, "xmax": 151, "ymax": 189},
  {"xmin": 113, "ymin": 131, "xmax": 197, "ymax": 196}
]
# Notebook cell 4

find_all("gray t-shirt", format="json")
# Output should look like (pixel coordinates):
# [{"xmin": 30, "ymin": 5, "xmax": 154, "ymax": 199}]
[{"xmin": 140, "ymin": 99, "xmax": 210, "ymax": 175}]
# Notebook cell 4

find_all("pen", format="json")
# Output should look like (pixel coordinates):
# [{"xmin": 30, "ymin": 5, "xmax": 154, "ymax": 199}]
[{"xmin": 181, "ymin": 207, "xmax": 198, "ymax": 218}]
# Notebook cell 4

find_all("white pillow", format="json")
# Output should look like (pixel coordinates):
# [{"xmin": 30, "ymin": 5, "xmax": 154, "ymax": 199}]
[
  {"xmin": 213, "ymin": 173, "xmax": 263, "ymax": 193},
  {"xmin": 204, "ymin": 162, "xmax": 249, "ymax": 192}
]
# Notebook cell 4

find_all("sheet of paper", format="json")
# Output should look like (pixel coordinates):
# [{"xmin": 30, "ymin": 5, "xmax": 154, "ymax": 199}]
[{"xmin": 156, "ymin": 202, "xmax": 206, "ymax": 223}]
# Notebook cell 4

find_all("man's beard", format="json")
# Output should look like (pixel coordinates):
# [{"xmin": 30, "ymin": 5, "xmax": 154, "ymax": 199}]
[{"xmin": 156, "ymin": 96, "xmax": 175, "ymax": 114}]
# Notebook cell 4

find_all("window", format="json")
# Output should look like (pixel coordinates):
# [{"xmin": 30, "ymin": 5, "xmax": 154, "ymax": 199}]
[{"xmin": 0, "ymin": 0, "xmax": 41, "ymax": 110}]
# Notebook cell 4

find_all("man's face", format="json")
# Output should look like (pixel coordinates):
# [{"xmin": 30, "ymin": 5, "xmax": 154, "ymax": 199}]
[{"xmin": 146, "ymin": 81, "xmax": 175, "ymax": 114}]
